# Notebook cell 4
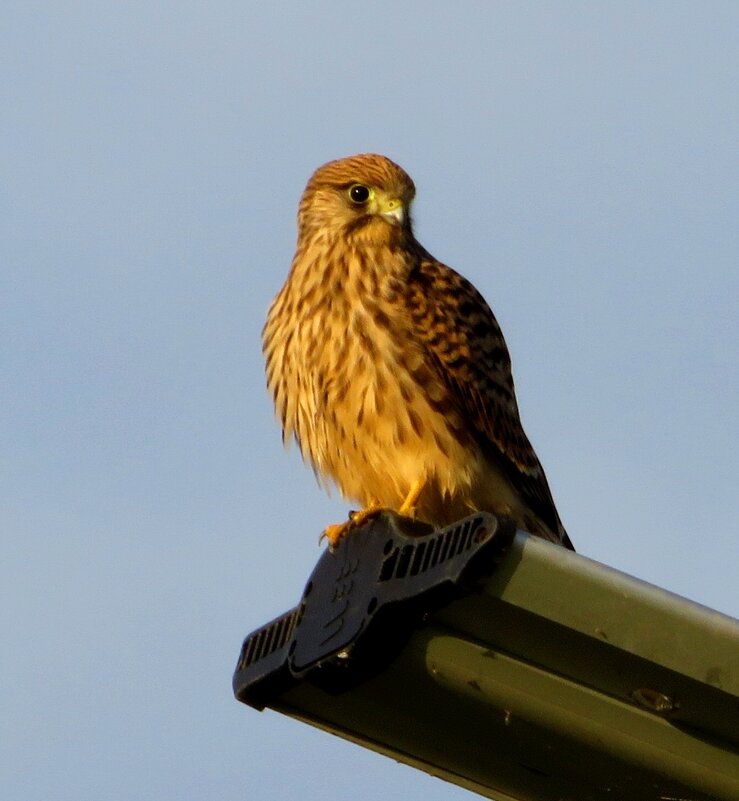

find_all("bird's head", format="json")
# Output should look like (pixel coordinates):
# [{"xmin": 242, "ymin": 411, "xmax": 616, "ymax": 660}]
[{"xmin": 297, "ymin": 153, "xmax": 416, "ymax": 243}]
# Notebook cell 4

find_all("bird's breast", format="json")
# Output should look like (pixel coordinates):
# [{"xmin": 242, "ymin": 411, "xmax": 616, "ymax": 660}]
[{"xmin": 265, "ymin": 249, "xmax": 482, "ymax": 512}]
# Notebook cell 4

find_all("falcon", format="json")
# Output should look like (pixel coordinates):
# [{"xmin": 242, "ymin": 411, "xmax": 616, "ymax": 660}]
[{"xmin": 263, "ymin": 154, "xmax": 573, "ymax": 550}]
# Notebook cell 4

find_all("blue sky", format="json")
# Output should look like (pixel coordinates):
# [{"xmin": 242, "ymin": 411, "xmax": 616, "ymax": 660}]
[{"xmin": 2, "ymin": 3, "xmax": 737, "ymax": 800}]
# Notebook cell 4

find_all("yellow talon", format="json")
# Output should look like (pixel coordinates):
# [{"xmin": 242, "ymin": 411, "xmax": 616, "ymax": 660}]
[
  {"xmin": 319, "ymin": 481, "xmax": 426, "ymax": 549},
  {"xmin": 320, "ymin": 522, "xmax": 349, "ymax": 548},
  {"xmin": 320, "ymin": 504, "xmax": 384, "ymax": 549}
]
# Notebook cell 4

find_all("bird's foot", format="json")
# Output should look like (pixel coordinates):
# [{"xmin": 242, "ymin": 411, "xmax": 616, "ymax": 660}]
[
  {"xmin": 320, "ymin": 505, "xmax": 384, "ymax": 549},
  {"xmin": 397, "ymin": 477, "xmax": 426, "ymax": 519}
]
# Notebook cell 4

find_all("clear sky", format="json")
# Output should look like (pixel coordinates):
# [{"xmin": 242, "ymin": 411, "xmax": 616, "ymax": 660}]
[{"xmin": 2, "ymin": 3, "xmax": 737, "ymax": 800}]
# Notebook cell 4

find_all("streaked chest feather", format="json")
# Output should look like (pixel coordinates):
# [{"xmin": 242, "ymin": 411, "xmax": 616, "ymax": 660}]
[{"xmin": 264, "ymin": 247, "xmax": 476, "ymax": 504}]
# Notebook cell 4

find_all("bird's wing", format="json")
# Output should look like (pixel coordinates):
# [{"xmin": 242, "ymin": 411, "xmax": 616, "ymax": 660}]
[{"xmin": 406, "ymin": 257, "xmax": 572, "ymax": 548}]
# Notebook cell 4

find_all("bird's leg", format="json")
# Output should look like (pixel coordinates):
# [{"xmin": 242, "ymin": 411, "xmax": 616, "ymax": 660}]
[
  {"xmin": 398, "ymin": 477, "xmax": 426, "ymax": 518},
  {"xmin": 321, "ymin": 498, "xmax": 383, "ymax": 548}
]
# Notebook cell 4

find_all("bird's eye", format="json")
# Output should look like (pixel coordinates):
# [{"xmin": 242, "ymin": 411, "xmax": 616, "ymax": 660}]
[{"xmin": 348, "ymin": 184, "xmax": 371, "ymax": 204}]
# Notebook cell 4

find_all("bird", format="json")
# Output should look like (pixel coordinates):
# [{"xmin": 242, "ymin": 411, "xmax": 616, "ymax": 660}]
[{"xmin": 262, "ymin": 153, "xmax": 573, "ymax": 551}]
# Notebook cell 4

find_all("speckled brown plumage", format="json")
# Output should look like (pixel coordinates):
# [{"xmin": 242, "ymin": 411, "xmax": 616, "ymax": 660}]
[{"xmin": 263, "ymin": 153, "xmax": 573, "ymax": 549}]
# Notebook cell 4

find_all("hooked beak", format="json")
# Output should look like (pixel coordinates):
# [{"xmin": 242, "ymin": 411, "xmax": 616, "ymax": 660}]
[{"xmin": 378, "ymin": 197, "xmax": 405, "ymax": 225}]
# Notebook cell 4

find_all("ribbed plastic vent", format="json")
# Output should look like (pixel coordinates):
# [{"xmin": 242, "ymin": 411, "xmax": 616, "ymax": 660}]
[
  {"xmin": 378, "ymin": 515, "xmax": 485, "ymax": 582},
  {"xmin": 237, "ymin": 607, "xmax": 300, "ymax": 671}
]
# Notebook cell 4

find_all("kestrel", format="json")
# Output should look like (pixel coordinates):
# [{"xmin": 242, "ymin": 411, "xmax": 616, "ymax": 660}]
[{"xmin": 263, "ymin": 154, "xmax": 573, "ymax": 551}]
